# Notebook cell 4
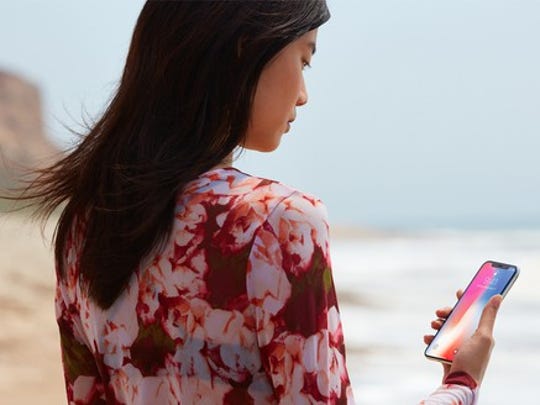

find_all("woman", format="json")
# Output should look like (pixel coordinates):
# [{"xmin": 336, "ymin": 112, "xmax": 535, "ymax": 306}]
[{"xmin": 16, "ymin": 1, "xmax": 502, "ymax": 403}]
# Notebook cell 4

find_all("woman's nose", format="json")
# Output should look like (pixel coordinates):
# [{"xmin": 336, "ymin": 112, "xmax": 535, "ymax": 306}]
[{"xmin": 296, "ymin": 78, "xmax": 308, "ymax": 106}]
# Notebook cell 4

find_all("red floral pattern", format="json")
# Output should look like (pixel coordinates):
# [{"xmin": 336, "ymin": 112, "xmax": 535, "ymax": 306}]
[
  {"xmin": 55, "ymin": 167, "xmax": 479, "ymax": 404},
  {"xmin": 55, "ymin": 167, "xmax": 355, "ymax": 404}
]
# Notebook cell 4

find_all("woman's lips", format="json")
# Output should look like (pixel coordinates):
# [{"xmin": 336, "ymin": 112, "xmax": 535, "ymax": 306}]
[{"xmin": 286, "ymin": 118, "xmax": 294, "ymax": 132}]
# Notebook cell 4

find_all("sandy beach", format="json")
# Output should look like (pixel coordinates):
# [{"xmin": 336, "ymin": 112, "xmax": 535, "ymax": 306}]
[{"xmin": 0, "ymin": 213, "xmax": 65, "ymax": 403}]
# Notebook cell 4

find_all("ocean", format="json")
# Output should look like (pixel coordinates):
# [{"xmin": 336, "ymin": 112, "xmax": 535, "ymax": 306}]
[{"xmin": 331, "ymin": 229, "xmax": 540, "ymax": 403}]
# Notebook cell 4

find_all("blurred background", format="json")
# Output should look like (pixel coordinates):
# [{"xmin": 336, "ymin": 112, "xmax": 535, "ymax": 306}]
[{"xmin": 0, "ymin": 0, "xmax": 538, "ymax": 403}]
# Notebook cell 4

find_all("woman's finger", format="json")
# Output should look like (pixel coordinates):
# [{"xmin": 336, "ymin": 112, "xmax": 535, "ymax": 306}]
[
  {"xmin": 431, "ymin": 319, "xmax": 445, "ymax": 330},
  {"xmin": 456, "ymin": 289, "xmax": 463, "ymax": 299},
  {"xmin": 476, "ymin": 294, "xmax": 503, "ymax": 335},
  {"xmin": 424, "ymin": 334, "xmax": 434, "ymax": 345},
  {"xmin": 435, "ymin": 307, "xmax": 452, "ymax": 318}
]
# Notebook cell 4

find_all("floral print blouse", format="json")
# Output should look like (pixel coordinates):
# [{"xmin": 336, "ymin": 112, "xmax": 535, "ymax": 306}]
[{"xmin": 55, "ymin": 167, "xmax": 478, "ymax": 404}]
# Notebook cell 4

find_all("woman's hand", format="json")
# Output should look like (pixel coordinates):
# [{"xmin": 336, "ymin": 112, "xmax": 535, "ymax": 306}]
[{"xmin": 424, "ymin": 290, "xmax": 503, "ymax": 385}]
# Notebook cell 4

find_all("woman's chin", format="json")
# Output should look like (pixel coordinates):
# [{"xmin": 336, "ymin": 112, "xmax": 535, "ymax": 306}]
[
  {"xmin": 242, "ymin": 140, "xmax": 281, "ymax": 153},
  {"xmin": 260, "ymin": 143, "xmax": 280, "ymax": 153}
]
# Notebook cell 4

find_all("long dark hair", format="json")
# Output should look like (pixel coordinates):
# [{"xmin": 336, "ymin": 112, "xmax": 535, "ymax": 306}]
[{"xmin": 12, "ymin": 0, "xmax": 330, "ymax": 309}]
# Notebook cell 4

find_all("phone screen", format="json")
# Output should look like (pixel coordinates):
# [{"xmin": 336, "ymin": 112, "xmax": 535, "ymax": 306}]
[{"xmin": 425, "ymin": 261, "xmax": 518, "ymax": 363}]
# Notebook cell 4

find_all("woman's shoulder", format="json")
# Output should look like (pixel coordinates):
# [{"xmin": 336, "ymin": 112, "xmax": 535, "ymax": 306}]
[
  {"xmin": 177, "ymin": 166, "xmax": 329, "ymax": 230},
  {"xmin": 183, "ymin": 166, "xmax": 324, "ymax": 207}
]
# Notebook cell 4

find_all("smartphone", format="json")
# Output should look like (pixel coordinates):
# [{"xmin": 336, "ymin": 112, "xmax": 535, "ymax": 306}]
[{"xmin": 424, "ymin": 260, "xmax": 519, "ymax": 364}]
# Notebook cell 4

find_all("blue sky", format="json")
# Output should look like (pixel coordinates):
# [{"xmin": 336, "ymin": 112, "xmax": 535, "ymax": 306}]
[{"xmin": 1, "ymin": 0, "xmax": 539, "ymax": 229}]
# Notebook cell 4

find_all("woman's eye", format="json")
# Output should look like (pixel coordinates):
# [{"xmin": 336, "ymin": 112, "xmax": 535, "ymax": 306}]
[{"xmin": 302, "ymin": 60, "xmax": 312, "ymax": 70}]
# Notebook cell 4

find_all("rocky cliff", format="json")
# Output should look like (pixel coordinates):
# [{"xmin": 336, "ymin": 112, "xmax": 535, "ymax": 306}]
[{"xmin": 0, "ymin": 70, "xmax": 59, "ymax": 186}]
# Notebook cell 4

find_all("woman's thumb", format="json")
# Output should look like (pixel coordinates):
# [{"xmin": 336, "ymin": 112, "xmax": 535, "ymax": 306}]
[{"xmin": 477, "ymin": 294, "xmax": 503, "ymax": 335}]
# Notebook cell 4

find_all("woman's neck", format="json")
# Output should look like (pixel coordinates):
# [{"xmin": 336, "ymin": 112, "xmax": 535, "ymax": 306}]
[{"xmin": 210, "ymin": 153, "xmax": 234, "ymax": 170}]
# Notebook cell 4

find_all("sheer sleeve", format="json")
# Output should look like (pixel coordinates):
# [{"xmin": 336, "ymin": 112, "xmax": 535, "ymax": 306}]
[
  {"xmin": 419, "ymin": 383, "xmax": 478, "ymax": 404},
  {"xmin": 246, "ymin": 191, "xmax": 354, "ymax": 404},
  {"xmin": 55, "ymin": 267, "xmax": 107, "ymax": 403}
]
